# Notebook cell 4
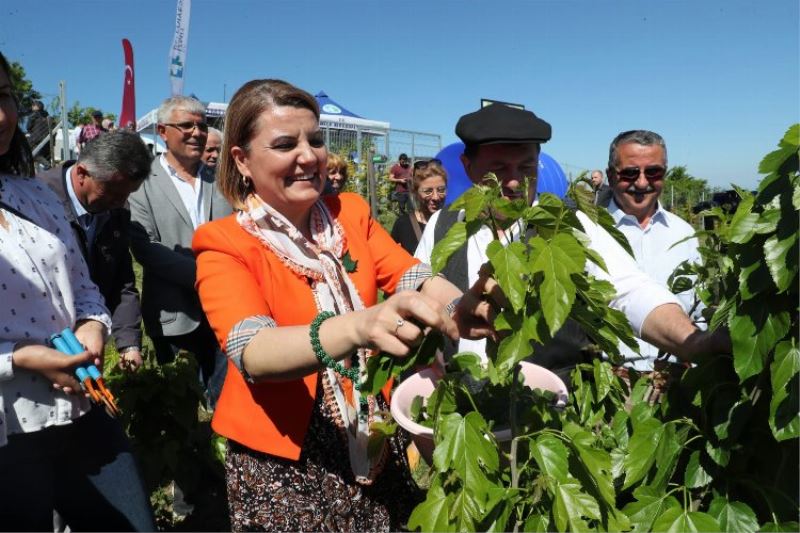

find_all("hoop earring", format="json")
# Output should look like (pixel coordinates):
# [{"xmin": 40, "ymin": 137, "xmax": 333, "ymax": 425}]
[{"xmin": 242, "ymin": 175, "xmax": 251, "ymax": 190}]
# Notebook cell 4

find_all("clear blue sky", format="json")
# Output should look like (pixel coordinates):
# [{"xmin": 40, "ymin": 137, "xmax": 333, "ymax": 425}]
[{"xmin": 3, "ymin": 0, "xmax": 798, "ymax": 189}]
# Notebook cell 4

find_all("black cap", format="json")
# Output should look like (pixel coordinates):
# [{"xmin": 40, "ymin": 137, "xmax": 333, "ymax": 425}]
[
  {"xmin": 92, "ymin": 110, "xmax": 103, "ymax": 118},
  {"xmin": 455, "ymin": 104, "xmax": 551, "ymax": 146}
]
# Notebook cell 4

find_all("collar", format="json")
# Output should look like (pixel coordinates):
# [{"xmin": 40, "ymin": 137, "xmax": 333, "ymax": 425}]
[
  {"xmin": 160, "ymin": 153, "xmax": 203, "ymax": 183},
  {"xmin": 608, "ymin": 197, "xmax": 669, "ymax": 228},
  {"xmin": 65, "ymin": 164, "xmax": 90, "ymax": 219}
]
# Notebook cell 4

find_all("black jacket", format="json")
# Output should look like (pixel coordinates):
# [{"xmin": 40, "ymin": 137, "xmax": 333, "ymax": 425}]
[{"xmin": 38, "ymin": 163, "xmax": 143, "ymax": 350}]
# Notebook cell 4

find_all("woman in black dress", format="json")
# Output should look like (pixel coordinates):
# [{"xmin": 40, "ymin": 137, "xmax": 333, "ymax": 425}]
[{"xmin": 390, "ymin": 159, "xmax": 447, "ymax": 254}]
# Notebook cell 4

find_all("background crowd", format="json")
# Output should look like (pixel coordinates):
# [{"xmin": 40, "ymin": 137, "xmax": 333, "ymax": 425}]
[{"xmin": 0, "ymin": 45, "xmax": 731, "ymax": 530}]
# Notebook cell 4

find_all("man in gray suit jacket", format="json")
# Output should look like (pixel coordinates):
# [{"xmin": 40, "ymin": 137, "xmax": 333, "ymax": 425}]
[{"xmin": 128, "ymin": 96, "xmax": 232, "ymax": 404}]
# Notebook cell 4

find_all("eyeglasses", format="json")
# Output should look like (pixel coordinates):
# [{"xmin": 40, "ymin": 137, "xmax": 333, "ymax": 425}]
[
  {"xmin": 419, "ymin": 186, "xmax": 447, "ymax": 198},
  {"xmin": 614, "ymin": 165, "xmax": 666, "ymax": 181},
  {"xmin": 413, "ymin": 158, "xmax": 442, "ymax": 170},
  {"xmin": 163, "ymin": 121, "xmax": 209, "ymax": 134}
]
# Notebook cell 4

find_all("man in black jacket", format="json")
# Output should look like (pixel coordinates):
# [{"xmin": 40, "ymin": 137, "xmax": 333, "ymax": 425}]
[{"xmin": 38, "ymin": 130, "xmax": 153, "ymax": 370}]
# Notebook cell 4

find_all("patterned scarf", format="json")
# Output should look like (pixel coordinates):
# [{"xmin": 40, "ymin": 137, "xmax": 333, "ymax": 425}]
[{"xmin": 237, "ymin": 193, "xmax": 387, "ymax": 484}]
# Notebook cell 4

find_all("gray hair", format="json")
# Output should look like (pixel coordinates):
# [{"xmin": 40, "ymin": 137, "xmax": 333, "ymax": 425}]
[
  {"xmin": 78, "ymin": 130, "xmax": 153, "ymax": 182},
  {"xmin": 607, "ymin": 130, "xmax": 668, "ymax": 170},
  {"xmin": 207, "ymin": 126, "xmax": 223, "ymax": 142},
  {"xmin": 157, "ymin": 95, "xmax": 206, "ymax": 124}
]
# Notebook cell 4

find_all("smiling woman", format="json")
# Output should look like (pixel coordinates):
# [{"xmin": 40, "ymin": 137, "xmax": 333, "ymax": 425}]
[{"xmin": 192, "ymin": 78, "xmax": 493, "ymax": 530}]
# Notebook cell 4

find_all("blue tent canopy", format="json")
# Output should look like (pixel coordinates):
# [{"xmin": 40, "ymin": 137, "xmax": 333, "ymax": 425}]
[{"xmin": 315, "ymin": 91, "xmax": 362, "ymax": 118}]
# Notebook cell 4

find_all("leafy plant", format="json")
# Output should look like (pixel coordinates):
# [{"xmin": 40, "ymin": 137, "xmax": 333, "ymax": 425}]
[
  {"xmin": 106, "ymin": 350, "xmax": 230, "ymax": 531},
  {"xmin": 371, "ymin": 126, "xmax": 799, "ymax": 532}
]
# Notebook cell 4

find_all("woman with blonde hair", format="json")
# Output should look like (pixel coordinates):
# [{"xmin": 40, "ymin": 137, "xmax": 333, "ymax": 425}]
[
  {"xmin": 193, "ymin": 78, "xmax": 492, "ymax": 530},
  {"xmin": 390, "ymin": 159, "xmax": 447, "ymax": 254},
  {"xmin": 325, "ymin": 152, "xmax": 348, "ymax": 194}
]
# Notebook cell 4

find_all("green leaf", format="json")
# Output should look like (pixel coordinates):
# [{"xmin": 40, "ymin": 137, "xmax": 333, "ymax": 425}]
[
  {"xmin": 623, "ymin": 418, "xmax": 663, "ymax": 489},
  {"xmin": 552, "ymin": 480, "xmax": 601, "ymax": 533},
  {"xmin": 521, "ymin": 513, "xmax": 550, "ymax": 532},
  {"xmin": 367, "ymin": 419, "xmax": 397, "ymax": 459},
  {"xmin": 451, "ymin": 488, "xmax": 483, "ymax": 531},
  {"xmin": 651, "ymin": 424, "xmax": 689, "ymax": 492},
  {"xmin": 652, "ymin": 507, "xmax": 720, "ymax": 532},
  {"xmin": 764, "ymin": 231, "xmax": 798, "ymax": 293},
  {"xmin": 460, "ymin": 184, "xmax": 492, "ymax": 221},
  {"xmin": 769, "ymin": 341, "xmax": 800, "ymax": 440},
  {"xmin": 728, "ymin": 194, "xmax": 758, "ymax": 244},
  {"xmin": 486, "ymin": 240, "xmax": 527, "ymax": 313},
  {"xmin": 760, "ymin": 521, "xmax": 800, "ymax": 532},
  {"xmin": 530, "ymin": 434, "xmax": 570, "ymax": 484},
  {"xmin": 529, "ymin": 234, "xmax": 583, "ymax": 334},
  {"xmin": 759, "ymin": 145, "xmax": 798, "ymax": 174},
  {"xmin": 685, "ymin": 450, "xmax": 713, "ymax": 489},
  {"xmin": 407, "ymin": 483, "xmax": 454, "ymax": 532},
  {"xmin": 432, "ymin": 412, "xmax": 498, "ymax": 488},
  {"xmin": 707, "ymin": 497, "xmax": 759, "ymax": 533},
  {"xmin": 730, "ymin": 305, "xmax": 791, "ymax": 382},
  {"xmin": 363, "ymin": 354, "xmax": 394, "ymax": 396},
  {"xmin": 430, "ymin": 220, "xmax": 466, "ymax": 274},
  {"xmin": 482, "ymin": 487, "xmax": 520, "ymax": 532},
  {"xmin": 495, "ymin": 315, "xmax": 537, "ymax": 371},
  {"xmin": 622, "ymin": 486, "xmax": 681, "ymax": 532},
  {"xmin": 705, "ymin": 441, "xmax": 730, "ymax": 467},
  {"xmin": 564, "ymin": 425, "xmax": 615, "ymax": 506},
  {"xmin": 781, "ymin": 123, "xmax": 800, "ymax": 147},
  {"xmin": 793, "ymin": 182, "xmax": 800, "ymax": 211},
  {"xmin": 770, "ymin": 341, "xmax": 800, "ymax": 392}
]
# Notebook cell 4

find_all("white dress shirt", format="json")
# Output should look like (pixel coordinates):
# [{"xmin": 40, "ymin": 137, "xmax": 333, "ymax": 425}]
[
  {"xmin": 0, "ymin": 176, "xmax": 111, "ymax": 447},
  {"xmin": 64, "ymin": 164, "xmax": 109, "ymax": 247},
  {"xmin": 160, "ymin": 154, "xmax": 205, "ymax": 229},
  {"xmin": 414, "ymin": 205, "xmax": 682, "ymax": 363},
  {"xmin": 608, "ymin": 199, "xmax": 702, "ymax": 370}
]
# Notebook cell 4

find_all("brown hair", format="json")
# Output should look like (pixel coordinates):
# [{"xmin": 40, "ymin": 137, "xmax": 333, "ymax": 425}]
[
  {"xmin": 412, "ymin": 161, "xmax": 447, "ymax": 193},
  {"xmin": 218, "ymin": 79, "xmax": 320, "ymax": 208},
  {"xmin": 0, "ymin": 52, "xmax": 34, "ymax": 177}
]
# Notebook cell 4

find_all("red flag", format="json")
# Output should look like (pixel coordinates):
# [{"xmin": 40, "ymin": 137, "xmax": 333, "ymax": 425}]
[{"xmin": 120, "ymin": 39, "xmax": 136, "ymax": 130}]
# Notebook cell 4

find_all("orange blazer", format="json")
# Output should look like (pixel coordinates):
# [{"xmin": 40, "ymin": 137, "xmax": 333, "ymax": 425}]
[{"xmin": 193, "ymin": 193, "xmax": 418, "ymax": 460}]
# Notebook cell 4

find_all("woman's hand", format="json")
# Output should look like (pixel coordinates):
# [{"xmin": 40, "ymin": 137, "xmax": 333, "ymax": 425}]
[
  {"xmin": 74, "ymin": 319, "xmax": 107, "ymax": 370},
  {"xmin": 353, "ymin": 291, "xmax": 458, "ymax": 357},
  {"xmin": 12, "ymin": 343, "xmax": 95, "ymax": 396}
]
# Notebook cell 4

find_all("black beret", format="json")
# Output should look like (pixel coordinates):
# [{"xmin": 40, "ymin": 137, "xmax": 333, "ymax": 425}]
[{"xmin": 455, "ymin": 104, "xmax": 552, "ymax": 146}]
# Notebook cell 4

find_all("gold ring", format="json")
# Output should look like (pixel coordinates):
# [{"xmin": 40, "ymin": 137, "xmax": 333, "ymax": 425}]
[{"xmin": 394, "ymin": 318, "xmax": 405, "ymax": 335}]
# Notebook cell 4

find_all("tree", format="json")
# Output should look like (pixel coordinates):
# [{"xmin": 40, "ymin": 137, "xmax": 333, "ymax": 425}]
[
  {"xmin": 663, "ymin": 165, "xmax": 714, "ymax": 224},
  {"xmin": 7, "ymin": 59, "xmax": 42, "ymax": 115}
]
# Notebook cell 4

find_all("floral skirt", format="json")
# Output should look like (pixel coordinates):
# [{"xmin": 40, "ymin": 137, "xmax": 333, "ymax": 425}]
[{"xmin": 225, "ymin": 380, "xmax": 423, "ymax": 531}]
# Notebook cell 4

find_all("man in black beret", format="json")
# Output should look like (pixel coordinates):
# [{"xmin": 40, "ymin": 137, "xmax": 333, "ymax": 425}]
[
  {"xmin": 455, "ymin": 103, "xmax": 551, "ymax": 206},
  {"xmin": 415, "ymin": 103, "xmax": 730, "ymax": 382}
]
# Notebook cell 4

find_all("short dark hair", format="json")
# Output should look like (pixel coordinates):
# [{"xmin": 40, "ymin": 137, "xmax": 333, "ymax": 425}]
[
  {"xmin": 78, "ymin": 130, "xmax": 153, "ymax": 182},
  {"xmin": 399, "ymin": 153, "xmax": 409, "ymax": 161}
]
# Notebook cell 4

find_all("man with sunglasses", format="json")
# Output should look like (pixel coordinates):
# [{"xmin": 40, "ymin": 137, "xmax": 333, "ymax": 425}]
[
  {"xmin": 415, "ymin": 104, "xmax": 728, "ymax": 381},
  {"xmin": 604, "ymin": 130, "xmax": 703, "ymax": 371},
  {"xmin": 128, "ymin": 95, "xmax": 232, "ymax": 407}
]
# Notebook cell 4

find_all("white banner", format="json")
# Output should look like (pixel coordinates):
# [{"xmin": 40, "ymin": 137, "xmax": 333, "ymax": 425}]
[{"xmin": 169, "ymin": 0, "xmax": 191, "ymax": 96}]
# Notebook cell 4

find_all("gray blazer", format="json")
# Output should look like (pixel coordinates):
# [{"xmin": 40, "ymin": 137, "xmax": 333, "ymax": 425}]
[{"xmin": 128, "ymin": 159, "xmax": 233, "ymax": 338}]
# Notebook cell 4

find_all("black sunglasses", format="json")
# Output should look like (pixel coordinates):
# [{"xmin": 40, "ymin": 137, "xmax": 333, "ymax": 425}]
[
  {"xmin": 614, "ymin": 165, "xmax": 666, "ymax": 181},
  {"xmin": 413, "ymin": 158, "xmax": 443, "ymax": 170},
  {"xmin": 163, "ymin": 121, "xmax": 209, "ymax": 134}
]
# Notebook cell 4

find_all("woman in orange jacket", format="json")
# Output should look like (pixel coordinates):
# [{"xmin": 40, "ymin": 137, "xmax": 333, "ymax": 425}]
[{"xmin": 193, "ymin": 79, "xmax": 492, "ymax": 531}]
